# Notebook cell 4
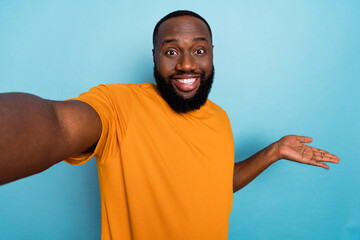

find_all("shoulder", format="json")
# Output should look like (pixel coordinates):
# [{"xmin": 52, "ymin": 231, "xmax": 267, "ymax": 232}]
[
  {"xmin": 79, "ymin": 83, "xmax": 155, "ymax": 99},
  {"xmin": 206, "ymin": 99, "xmax": 229, "ymax": 118},
  {"xmin": 102, "ymin": 82, "xmax": 156, "ymax": 95}
]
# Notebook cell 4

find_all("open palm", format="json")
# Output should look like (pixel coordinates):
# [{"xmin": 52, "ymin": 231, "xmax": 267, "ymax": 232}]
[{"xmin": 276, "ymin": 135, "xmax": 340, "ymax": 169}]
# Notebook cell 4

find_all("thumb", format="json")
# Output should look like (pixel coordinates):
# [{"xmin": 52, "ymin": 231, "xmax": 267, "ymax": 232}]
[{"xmin": 298, "ymin": 136, "xmax": 313, "ymax": 143}]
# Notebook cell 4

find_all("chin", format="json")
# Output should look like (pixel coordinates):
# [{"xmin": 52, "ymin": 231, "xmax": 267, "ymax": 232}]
[{"xmin": 154, "ymin": 66, "xmax": 215, "ymax": 113}]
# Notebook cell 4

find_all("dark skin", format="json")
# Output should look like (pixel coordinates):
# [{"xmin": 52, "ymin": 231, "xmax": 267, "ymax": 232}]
[
  {"xmin": 152, "ymin": 16, "xmax": 340, "ymax": 192},
  {"xmin": 0, "ymin": 94, "xmax": 101, "ymax": 184},
  {"xmin": 0, "ymin": 16, "xmax": 339, "ymax": 190},
  {"xmin": 153, "ymin": 16, "xmax": 213, "ymax": 99}
]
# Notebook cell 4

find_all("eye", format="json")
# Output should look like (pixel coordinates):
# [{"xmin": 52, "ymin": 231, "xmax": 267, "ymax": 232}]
[
  {"xmin": 165, "ymin": 50, "xmax": 178, "ymax": 56},
  {"xmin": 195, "ymin": 49, "xmax": 205, "ymax": 55}
]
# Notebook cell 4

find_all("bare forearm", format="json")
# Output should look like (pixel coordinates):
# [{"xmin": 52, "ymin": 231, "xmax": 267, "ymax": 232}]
[
  {"xmin": 232, "ymin": 134, "xmax": 339, "ymax": 192},
  {"xmin": 0, "ymin": 93, "xmax": 68, "ymax": 184},
  {"xmin": 233, "ymin": 143, "xmax": 279, "ymax": 193}
]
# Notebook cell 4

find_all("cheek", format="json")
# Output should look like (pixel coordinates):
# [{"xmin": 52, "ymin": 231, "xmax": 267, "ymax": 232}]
[
  {"xmin": 197, "ymin": 58, "xmax": 213, "ymax": 74},
  {"xmin": 157, "ymin": 58, "xmax": 177, "ymax": 74}
]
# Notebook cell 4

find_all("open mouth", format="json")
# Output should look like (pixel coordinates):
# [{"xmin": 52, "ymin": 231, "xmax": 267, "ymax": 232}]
[{"xmin": 171, "ymin": 77, "xmax": 200, "ymax": 92}]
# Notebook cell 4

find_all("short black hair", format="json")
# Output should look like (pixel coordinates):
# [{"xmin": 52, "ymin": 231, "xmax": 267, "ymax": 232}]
[{"xmin": 152, "ymin": 10, "xmax": 212, "ymax": 48}]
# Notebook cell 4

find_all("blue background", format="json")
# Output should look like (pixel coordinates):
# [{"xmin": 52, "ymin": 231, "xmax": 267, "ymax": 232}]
[{"xmin": 0, "ymin": 0, "xmax": 359, "ymax": 239}]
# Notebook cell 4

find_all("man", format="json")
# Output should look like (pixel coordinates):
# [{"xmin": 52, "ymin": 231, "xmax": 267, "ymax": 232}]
[{"xmin": 0, "ymin": 10, "xmax": 339, "ymax": 239}]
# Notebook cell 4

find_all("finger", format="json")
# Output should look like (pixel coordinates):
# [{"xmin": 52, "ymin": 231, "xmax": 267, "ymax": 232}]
[
  {"xmin": 312, "ymin": 147, "xmax": 330, "ymax": 153},
  {"xmin": 311, "ymin": 154, "xmax": 340, "ymax": 164},
  {"xmin": 313, "ymin": 161, "xmax": 330, "ymax": 170},
  {"xmin": 313, "ymin": 150, "xmax": 339, "ymax": 158},
  {"xmin": 312, "ymin": 149, "xmax": 340, "ymax": 161},
  {"xmin": 297, "ymin": 136, "xmax": 313, "ymax": 143},
  {"xmin": 300, "ymin": 156, "xmax": 330, "ymax": 169},
  {"xmin": 304, "ymin": 150, "xmax": 340, "ymax": 163}
]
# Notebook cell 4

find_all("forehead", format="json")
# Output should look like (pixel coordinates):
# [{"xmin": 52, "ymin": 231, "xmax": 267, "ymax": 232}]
[{"xmin": 155, "ymin": 16, "xmax": 211, "ymax": 47}]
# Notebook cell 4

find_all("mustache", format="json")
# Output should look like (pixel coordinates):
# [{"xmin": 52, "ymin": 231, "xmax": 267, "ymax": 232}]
[{"xmin": 169, "ymin": 71, "xmax": 205, "ymax": 79}]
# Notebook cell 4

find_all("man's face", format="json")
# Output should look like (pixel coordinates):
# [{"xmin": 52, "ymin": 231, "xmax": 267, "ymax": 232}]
[{"xmin": 153, "ymin": 16, "xmax": 214, "ymax": 113}]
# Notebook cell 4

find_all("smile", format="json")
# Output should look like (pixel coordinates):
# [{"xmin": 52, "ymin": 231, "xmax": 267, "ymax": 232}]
[
  {"xmin": 175, "ymin": 78, "xmax": 197, "ymax": 85},
  {"xmin": 172, "ymin": 77, "xmax": 200, "ymax": 92}
]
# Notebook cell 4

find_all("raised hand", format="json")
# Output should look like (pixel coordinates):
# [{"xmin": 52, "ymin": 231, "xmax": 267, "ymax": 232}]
[{"xmin": 275, "ymin": 135, "xmax": 340, "ymax": 169}]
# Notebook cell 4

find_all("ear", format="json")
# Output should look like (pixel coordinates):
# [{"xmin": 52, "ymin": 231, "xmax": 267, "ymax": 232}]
[{"xmin": 152, "ymin": 49, "xmax": 155, "ymax": 63}]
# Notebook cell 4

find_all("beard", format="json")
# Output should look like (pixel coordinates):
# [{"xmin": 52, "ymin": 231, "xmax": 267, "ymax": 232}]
[{"xmin": 153, "ymin": 66, "xmax": 215, "ymax": 113}]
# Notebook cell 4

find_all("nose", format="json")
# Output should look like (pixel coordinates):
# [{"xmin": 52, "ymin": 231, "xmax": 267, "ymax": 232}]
[{"xmin": 175, "ymin": 53, "xmax": 196, "ymax": 72}]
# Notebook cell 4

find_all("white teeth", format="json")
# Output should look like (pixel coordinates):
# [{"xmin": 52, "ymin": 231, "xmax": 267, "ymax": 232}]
[{"xmin": 176, "ymin": 78, "xmax": 197, "ymax": 84}]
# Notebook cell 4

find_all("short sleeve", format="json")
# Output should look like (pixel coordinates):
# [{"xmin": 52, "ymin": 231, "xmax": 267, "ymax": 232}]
[{"xmin": 65, "ymin": 84, "xmax": 133, "ymax": 165}]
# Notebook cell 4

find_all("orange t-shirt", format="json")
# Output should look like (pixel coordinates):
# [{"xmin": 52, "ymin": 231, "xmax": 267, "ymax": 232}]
[{"xmin": 66, "ymin": 83, "xmax": 234, "ymax": 240}]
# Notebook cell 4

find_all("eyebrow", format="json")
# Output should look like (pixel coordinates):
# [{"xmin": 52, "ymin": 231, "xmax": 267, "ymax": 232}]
[
  {"xmin": 162, "ymin": 39, "xmax": 178, "ymax": 46},
  {"xmin": 192, "ymin": 37, "xmax": 208, "ymax": 42},
  {"xmin": 161, "ymin": 37, "xmax": 208, "ymax": 46}
]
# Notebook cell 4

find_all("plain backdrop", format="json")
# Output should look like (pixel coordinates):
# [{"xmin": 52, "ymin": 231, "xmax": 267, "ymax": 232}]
[{"xmin": 0, "ymin": 1, "xmax": 359, "ymax": 239}]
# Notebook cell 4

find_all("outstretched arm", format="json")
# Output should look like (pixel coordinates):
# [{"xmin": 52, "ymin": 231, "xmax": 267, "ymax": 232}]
[
  {"xmin": 0, "ymin": 93, "xmax": 101, "ymax": 185},
  {"xmin": 233, "ymin": 135, "xmax": 340, "ymax": 193}
]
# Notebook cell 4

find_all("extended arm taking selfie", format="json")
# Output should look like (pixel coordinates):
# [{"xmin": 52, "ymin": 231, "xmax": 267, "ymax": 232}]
[{"xmin": 0, "ymin": 93, "xmax": 101, "ymax": 185}]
